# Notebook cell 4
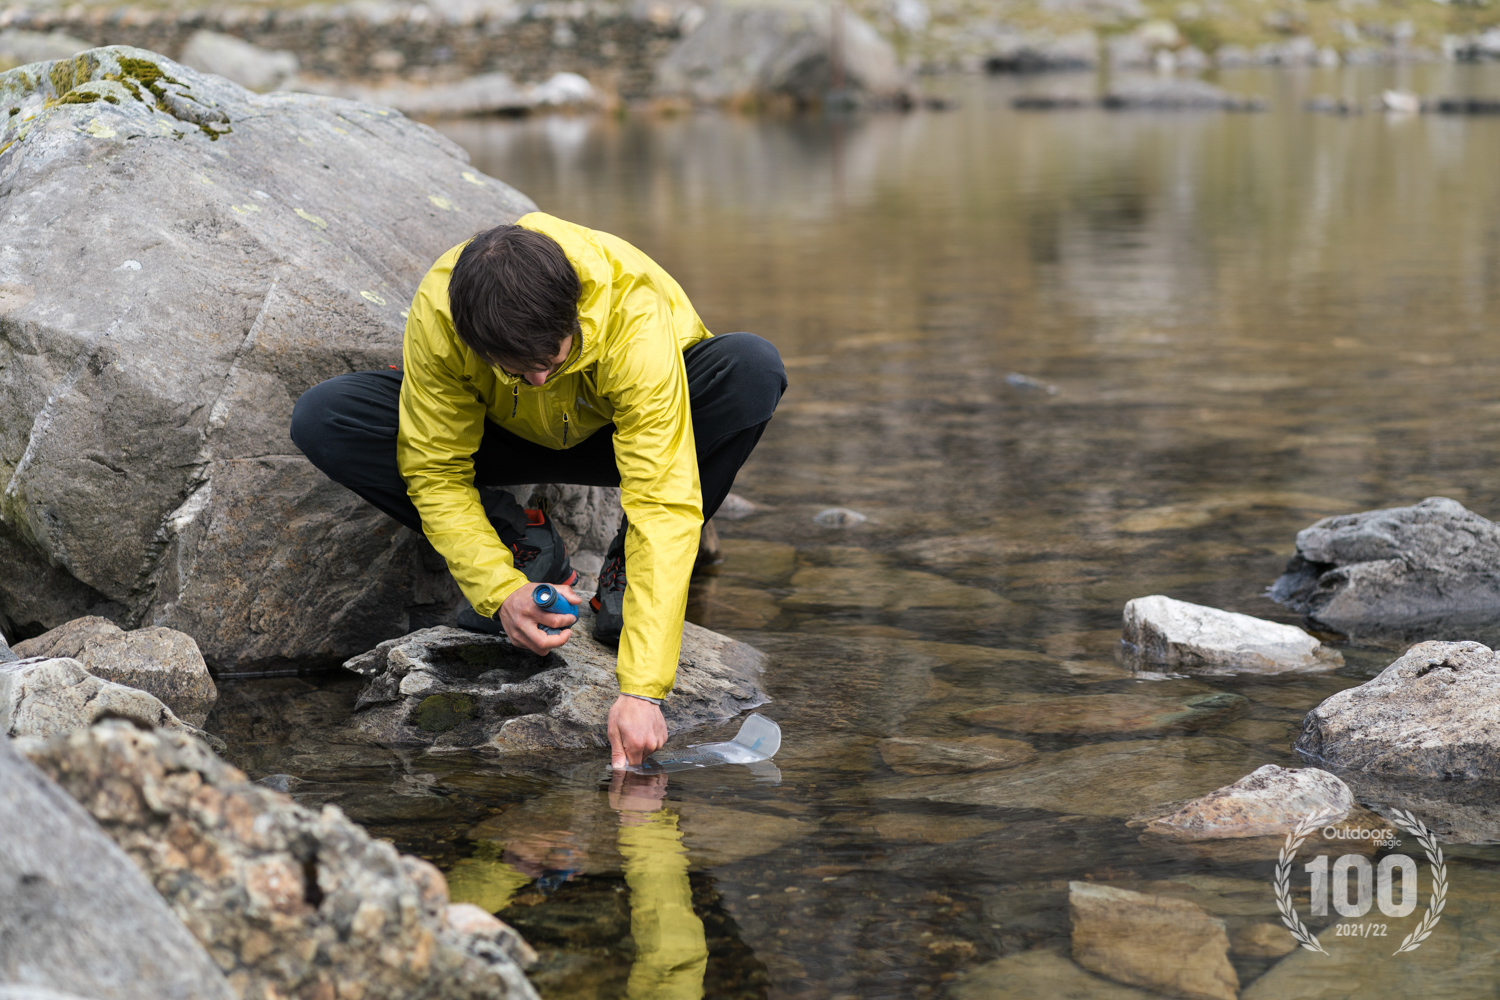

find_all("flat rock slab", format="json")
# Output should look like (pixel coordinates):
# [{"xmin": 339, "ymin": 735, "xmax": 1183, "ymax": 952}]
[
  {"xmin": 880, "ymin": 738, "xmax": 1263, "ymax": 818},
  {"xmin": 1122, "ymin": 595, "xmax": 1341, "ymax": 674},
  {"xmin": 959, "ymin": 691, "xmax": 1248, "ymax": 736},
  {"xmin": 25, "ymin": 721, "xmax": 539, "ymax": 1000},
  {"xmin": 0, "ymin": 736, "xmax": 234, "ymax": 1000},
  {"xmin": 877, "ymin": 735, "xmax": 1035, "ymax": 775},
  {"xmin": 1069, "ymin": 881, "xmax": 1238, "ymax": 1000},
  {"xmin": 949, "ymin": 949, "xmax": 1159, "ymax": 1000},
  {"xmin": 345, "ymin": 615, "xmax": 768, "ymax": 751},
  {"xmin": 1297, "ymin": 640, "xmax": 1500, "ymax": 780},
  {"xmin": 0, "ymin": 46, "xmax": 619, "ymax": 670},
  {"xmin": 1270, "ymin": 497, "xmax": 1500, "ymax": 639},
  {"xmin": 14, "ymin": 616, "xmax": 216, "ymax": 725}
]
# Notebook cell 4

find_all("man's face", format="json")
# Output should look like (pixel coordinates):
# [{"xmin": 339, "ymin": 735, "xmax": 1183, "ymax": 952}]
[{"xmin": 496, "ymin": 335, "xmax": 573, "ymax": 387}]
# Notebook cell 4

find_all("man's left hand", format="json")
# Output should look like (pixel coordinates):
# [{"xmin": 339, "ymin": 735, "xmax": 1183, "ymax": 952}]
[{"xmin": 608, "ymin": 695, "xmax": 668, "ymax": 768}]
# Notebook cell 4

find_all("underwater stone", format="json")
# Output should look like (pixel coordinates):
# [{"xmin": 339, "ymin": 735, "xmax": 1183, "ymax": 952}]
[
  {"xmin": 1070, "ymin": 881, "xmax": 1238, "ymax": 1000},
  {"xmin": 959, "ymin": 691, "xmax": 1248, "ymax": 736}
]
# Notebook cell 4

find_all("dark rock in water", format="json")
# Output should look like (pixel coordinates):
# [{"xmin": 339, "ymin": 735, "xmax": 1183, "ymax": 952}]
[
  {"xmin": 14, "ymin": 617, "xmax": 217, "ymax": 725},
  {"xmin": 0, "ymin": 735, "xmax": 235, "ymax": 1000},
  {"xmin": 1297, "ymin": 640, "xmax": 1500, "ymax": 782},
  {"xmin": 1012, "ymin": 93, "xmax": 1093, "ymax": 110},
  {"xmin": 1103, "ymin": 78, "xmax": 1265, "ymax": 111},
  {"xmin": 1430, "ymin": 97, "xmax": 1500, "ymax": 115},
  {"xmin": 985, "ymin": 30, "xmax": 1099, "ymax": 72},
  {"xmin": 345, "ymin": 616, "xmax": 769, "ymax": 751},
  {"xmin": 1269, "ymin": 497, "xmax": 1500, "ymax": 638},
  {"xmin": 1305, "ymin": 96, "xmax": 1361, "ymax": 115},
  {"xmin": 24, "ymin": 721, "xmax": 539, "ymax": 999},
  {"xmin": 0, "ymin": 46, "xmax": 616, "ymax": 671}
]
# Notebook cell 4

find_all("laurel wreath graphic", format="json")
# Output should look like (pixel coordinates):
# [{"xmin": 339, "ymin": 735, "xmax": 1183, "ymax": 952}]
[
  {"xmin": 1275, "ymin": 812, "xmax": 1335, "ymax": 954},
  {"xmin": 1274, "ymin": 808, "xmax": 1448, "ymax": 957},
  {"xmin": 1386, "ymin": 809, "xmax": 1447, "ymax": 955}
]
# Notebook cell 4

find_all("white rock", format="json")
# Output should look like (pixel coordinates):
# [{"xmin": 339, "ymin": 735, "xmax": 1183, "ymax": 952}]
[
  {"xmin": 530, "ymin": 71, "xmax": 595, "ymax": 105},
  {"xmin": 1122, "ymin": 595, "xmax": 1342, "ymax": 674},
  {"xmin": 0, "ymin": 657, "xmax": 189, "ymax": 740},
  {"xmin": 1141, "ymin": 764, "xmax": 1353, "ymax": 841}
]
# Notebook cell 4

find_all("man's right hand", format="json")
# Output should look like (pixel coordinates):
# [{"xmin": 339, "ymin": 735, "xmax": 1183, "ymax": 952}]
[{"xmin": 498, "ymin": 582, "xmax": 581, "ymax": 655}]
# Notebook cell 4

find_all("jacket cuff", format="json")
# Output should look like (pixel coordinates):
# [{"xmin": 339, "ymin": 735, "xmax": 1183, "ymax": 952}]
[
  {"xmin": 620, "ymin": 692, "xmax": 665, "ymax": 706},
  {"xmin": 473, "ymin": 574, "xmax": 529, "ymax": 619}
]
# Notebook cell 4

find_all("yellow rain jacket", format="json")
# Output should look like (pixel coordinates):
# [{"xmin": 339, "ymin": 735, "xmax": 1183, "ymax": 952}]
[{"xmin": 397, "ymin": 212, "xmax": 711, "ymax": 699}]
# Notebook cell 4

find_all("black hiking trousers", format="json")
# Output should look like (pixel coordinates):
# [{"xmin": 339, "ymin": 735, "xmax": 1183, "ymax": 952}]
[{"xmin": 289, "ymin": 332, "xmax": 787, "ymax": 536}]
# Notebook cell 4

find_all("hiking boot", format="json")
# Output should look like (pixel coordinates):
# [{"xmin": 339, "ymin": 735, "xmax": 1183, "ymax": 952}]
[
  {"xmin": 483, "ymin": 489, "xmax": 578, "ymax": 587},
  {"xmin": 456, "ymin": 490, "xmax": 577, "ymax": 635},
  {"xmin": 591, "ymin": 518, "xmax": 628, "ymax": 647}
]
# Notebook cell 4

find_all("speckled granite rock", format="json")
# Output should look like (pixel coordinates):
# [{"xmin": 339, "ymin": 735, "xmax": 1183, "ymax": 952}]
[
  {"xmin": 23, "ymin": 721, "xmax": 539, "ymax": 1000},
  {"xmin": 345, "ymin": 616, "xmax": 768, "ymax": 751},
  {"xmin": 0, "ymin": 735, "xmax": 235, "ymax": 1000},
  {"xmin": 0, "ymin": 656, "xmax": 196, "ymax": 741}
]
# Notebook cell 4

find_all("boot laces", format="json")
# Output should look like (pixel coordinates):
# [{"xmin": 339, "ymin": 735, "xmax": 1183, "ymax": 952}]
[
  {"xmin": 599, "ymin": 551, "xmax": 626, "ymax": 592},
  {"xmin": 510, "ymin": 539, "xmax": 541, "ymax": 570}
]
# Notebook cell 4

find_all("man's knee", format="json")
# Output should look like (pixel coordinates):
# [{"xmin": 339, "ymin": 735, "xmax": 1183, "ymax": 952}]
[
  {"xmin": 290, "ymin": 369, "xmax": 401, "ymax": 476},
  {"xmin": 688, "ymin": 332, "xmax": 787, "ymax": 429}
]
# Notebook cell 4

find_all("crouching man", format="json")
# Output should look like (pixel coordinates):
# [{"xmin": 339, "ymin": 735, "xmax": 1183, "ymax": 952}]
[{"xmin": 290, "ymin": 213, "xmax": 786, "ymax": 767}]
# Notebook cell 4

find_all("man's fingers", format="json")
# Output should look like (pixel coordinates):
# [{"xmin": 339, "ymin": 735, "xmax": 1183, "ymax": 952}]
[
  {"xmin": 608, "ymin": 718, "xmax": 627, "ymax": 769},
  {"xmin": 557, "ymin": 584, "xmax": 582, "ymax": 604},
  {"xmin": 535, "ymin": 611, "xmax": 578, "ymax": 630}
]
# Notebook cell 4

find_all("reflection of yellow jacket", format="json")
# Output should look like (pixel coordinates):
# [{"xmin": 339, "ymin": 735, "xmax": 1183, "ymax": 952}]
[{"xmin": 397, "ymin": 212, "xmax": 713, "ymax": 698}]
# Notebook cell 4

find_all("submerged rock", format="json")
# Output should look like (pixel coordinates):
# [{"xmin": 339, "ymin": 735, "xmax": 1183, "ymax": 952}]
[
  {"xmin": 1269, "ymin": 497, "xmax": 1500, "ymax": 639},
  {"xmin": 877, "ymin": 735, "xmax": 1035, "ymax": 775},
  {"xmin": 0, "ymin": 46, "xmax": 617, "ymax": 671},
  {"xmin": 1069, "ymin": 881, "xmax": 1238, "ymax": 1000},
  {"xmin": 1297, "ymin": 640, "xmax": 1500, "ymax": 779},
  {"xmin": 1122, "ymin": 595, "xmax": 1342, "ymax": 674},
  {"xmin": 959, "ymin": 690, "xmax": 1248, "ymax": 736},
  {"xmin": 14, "ymin": 616, "xmax": 216, "ymax": 725},
  {"xmin": 24, "ymin": 721, "xmax": 539, "ymax": 1000},
  {"xmin": 0, "ymin": 736, "xmax": 235, "ymax": 1000},
  {"xmin": 654, "ymin": 0, "xmax": 910, "ymax": 107},
  {"xmin": 0, "ymin": 656, "xmax": 194, "ymax": 741},
  {"xmin": 950, "ymin": 949, "xmax": 1158, "ymax": 1000},
  {"xmin": 881, "ymin": 738, "xmax": 1261, "ymax": 818},
  {"xmin": 345, "ymin": 617, "xmax": 768, "ymax": 751},
  {"xmin": 1139, "ymin": 765, "xmax": 1354, "ymax": 841}
]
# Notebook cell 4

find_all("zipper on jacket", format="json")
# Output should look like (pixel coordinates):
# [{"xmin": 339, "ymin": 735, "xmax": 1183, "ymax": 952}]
[
  {"xmin": 511, "ymin": 384, "xmax": 518, "ymax": 418},
  {"xmin": 562, "ymin": 412, "xmax": 569, "ymax": 446}
]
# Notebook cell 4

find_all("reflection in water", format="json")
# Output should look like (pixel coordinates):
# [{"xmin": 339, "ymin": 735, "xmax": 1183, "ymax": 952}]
[{"xmin": 212, "ymin": 63, "xmax": 1500, "ymax": 1000}]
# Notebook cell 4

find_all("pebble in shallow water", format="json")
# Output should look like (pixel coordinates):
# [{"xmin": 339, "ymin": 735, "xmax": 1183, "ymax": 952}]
[{"xmin": 813, "ymin": 507, "xmax": 868, "ymax": 527}]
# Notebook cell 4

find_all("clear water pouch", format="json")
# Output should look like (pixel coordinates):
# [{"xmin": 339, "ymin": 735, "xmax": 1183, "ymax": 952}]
[{"xmin": 630, "ymin": 713, "xmax": 781, "ymax": 775}]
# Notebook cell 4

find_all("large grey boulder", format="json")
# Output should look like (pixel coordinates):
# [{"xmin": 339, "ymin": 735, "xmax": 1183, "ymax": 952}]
[
  {"xmin": 1270, "ymin": 497, "xmax": 1500, "ymax": 638},
  {"xmin": 1122, "ymin": 595, "xmax": 1342, "ymax": 674},
  {"xmin": 13, "ymin": 617, "xmax": 216, "ymax": 725},
  {"xmin": 345, "ymin": 614, "xmax": 768, "ymax": 751},
  {"xmin": 0, "ymin": 736, "xmax": 235, "ymax": 1000},
  {"xmin": 1297, "ymin": 640, "xmax": 1500, "ymax": 779},
  {"xmin": 0, "ymin": 656, "xmax": 194, "ymax": 741},
  {"xmin": 0, "ymin": 46, "xmax": 614, "ymax": 669},
  {"xmin": 655, "ymin": 0, "xmax": 910, "ymax": 107},
  {"xmin": 25, "ymin": 720, "xmax": 539, "ymax": 1000}
]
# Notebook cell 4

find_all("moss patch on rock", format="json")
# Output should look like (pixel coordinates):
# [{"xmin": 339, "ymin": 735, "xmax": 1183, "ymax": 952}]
[{"xmin": 414, "ymin": 692, "xmax": 477, "ymax": 733}]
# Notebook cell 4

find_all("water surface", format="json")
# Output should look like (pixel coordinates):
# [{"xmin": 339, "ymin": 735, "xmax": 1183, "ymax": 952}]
[{"xmin": 216, "ymin": 66, "xmax": 1500, "ymax": 998}]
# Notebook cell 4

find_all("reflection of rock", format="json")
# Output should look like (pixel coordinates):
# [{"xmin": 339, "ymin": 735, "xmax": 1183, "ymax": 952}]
[
  {"xmin": 881, "ymin": 738, "xmax": 1262, "ymax": 818},
  {"xmin": 178, "ymin": 30, "xmax": 299, "ymax": 92},
  {"xmin": 1325, "ymin": 768, "xmax": 1500, "ymax": 844},
  {"xmin": 959, "ymin": 691, "xmax": 1248, "ymax": 736},
  {"xmin": 0, "ymin": 736, "xmax": 236, "ymax": 1000},
  {"xmin": 1069, "ymin": 881, "xmax": 1237, "ymax": 1000},
  {"xmin": 1103, "ymin": 77, "xmax": 1265, "ymax": 111},
  {"xmin": 1122, "ymin": 595, "xmax": 1341, "ymax": 675},
  {"xmin": 25, "ymin": 722, "xmax": 539, "ymax": 1000},
  {"xmin": 1298, "ymin": 641, "xmax": 1500, "ymax": 779},
  {"xmin": 346, "ymin": 620, "xmax": 767, "ymax": 751},
  {"xmin": 877, "ymin": 735, "xmax": 1035, "ymax": 775},
  {"xmin": 14, "ymin": 617, "xmax": 217, "ymax": 725},
  {"xmin": 1, "ymin": 657, "xmax": 195, "ymax": 741},
  {"xmin": 0, "ymin": 46, "xmax": 548, "ymax": 670},
  {"xmin": 655, "ymin": 0, "xmax": 909, "ymax": 107},
  {"xmin": 1270, "ymin": 497, "xmax": 1500, "ymax": 639}
]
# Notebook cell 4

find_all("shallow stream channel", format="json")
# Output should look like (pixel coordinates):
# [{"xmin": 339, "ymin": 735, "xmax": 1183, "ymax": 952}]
[{"xmin": 212, "ymin": 67, "xmax": 1500, "ymax": 998}]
